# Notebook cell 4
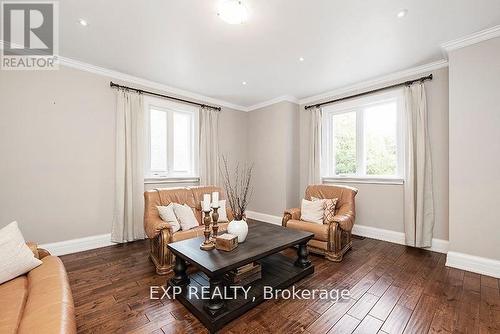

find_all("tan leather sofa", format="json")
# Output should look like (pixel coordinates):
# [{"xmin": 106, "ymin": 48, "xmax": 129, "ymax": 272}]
[
  {"xmin": 282, "ymin": 184, "xmax": 358, "ymax": 262},
  {"xmin": 144, "ymin": 186, "xmax": 233, "ymax": 274},
  {"xmin": 0, "ymin": 243, "xmax": 76, "ymax": 334}
]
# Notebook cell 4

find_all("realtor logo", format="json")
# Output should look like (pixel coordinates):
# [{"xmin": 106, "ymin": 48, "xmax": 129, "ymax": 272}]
[{"xmin": 1, "ymin": 1, "xmax": 58, "ymax": 70}]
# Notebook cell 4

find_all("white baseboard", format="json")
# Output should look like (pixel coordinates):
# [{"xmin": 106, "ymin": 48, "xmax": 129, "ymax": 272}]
[
  {"xmin": 245, "ymin": 211, "xmax": 282, "ymax": 225},
  {"xmin": 352, "ymin": 224, "xmax": 405, "ymax": 244},
  {"xmin": 40, "ymin": 233, "xmax": 114, "ymax": 256},
  {"xmin": 446, "ymin": 251, "xmax": 500, "ymax": 279},
  {"xmin": 246, "ymin": 211, "xmax": 449, "ymax": 254},
  {"xmin": 352, "ymin": 224, "xmax": 449, "ymax": 254}
]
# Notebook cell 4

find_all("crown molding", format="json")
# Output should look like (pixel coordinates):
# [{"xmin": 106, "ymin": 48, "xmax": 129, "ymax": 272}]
[
  {"xmin": 298, "ymin": 59, "xmax": 449, "ymax": 105},
  {"xmin": 2, "ymin": 39, "xmax": 450, "ymax": 112},
  {"xmin": 441, "ymin": 25, "xmax": 500, "ymax": 54},
  {"xmin": 244, "ymin": 95, "xmax": 299, "ymax": 112},
  {"xmin": 58, "ymin": 56, "xmax": 249, "ymax": 111},
  {"xmin": 0, "ymin": 40, "xmax": 248, "ymax": 111}
]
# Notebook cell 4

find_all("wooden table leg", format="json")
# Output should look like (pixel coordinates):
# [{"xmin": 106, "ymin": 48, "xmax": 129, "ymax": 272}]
[
  {"xmin": 170, "ymin": 256, "xmax": 190, "ymax": 286},
  {"xmin": 294, "ymin": 242, "xmax": 312, "ymax": 268},
  {"xmin": 205, "ymin": 276, "xmax": 226, "ymax": 315}
]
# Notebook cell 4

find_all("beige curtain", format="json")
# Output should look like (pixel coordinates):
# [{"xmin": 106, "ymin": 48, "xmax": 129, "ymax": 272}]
[
  {"xmin": 404, "ymin": 83, "xmax": 434, "ymax": 247},
  {"xmin": 199, "ymin": 107, "xmax": 220, "ymax": 186},
  {"xmin": 111, "ymin": 90, "xmax": 145, "ymax": 243},
  {"xmin": 308, "ymin": 106, "xmax": 322, "ymax": 184}
]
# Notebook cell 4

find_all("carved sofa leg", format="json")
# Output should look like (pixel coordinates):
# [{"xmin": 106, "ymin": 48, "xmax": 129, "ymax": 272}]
[
  {"xmin": 150, "ymin": 229, "xmax": 174, "ymax": 275},
  {"xmin": 324, "ymin": 223, "xmax": 353, "ymax": 263}
]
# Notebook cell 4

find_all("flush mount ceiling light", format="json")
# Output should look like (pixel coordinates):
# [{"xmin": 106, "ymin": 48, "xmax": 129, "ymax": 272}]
[
  {"xmin": 397, "ymin": 9, "xmax": 408, "ymax": 18},
  {"xmin": 78, "ymin": 18, "xmax": 88, "ymax": 26},
  {"xmin": 299, "ymin": 57, "xmax": 305, "ymax": 62},
  {"xmin": 242, "ymin": 81, "xmax": 247, "ymax": 85},
  {"xmin": 217, "ymin": 0, "xmax": 248, "ymax": 24}
]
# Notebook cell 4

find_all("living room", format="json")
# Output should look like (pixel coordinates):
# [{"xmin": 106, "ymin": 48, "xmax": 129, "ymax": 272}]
[{"xmin": 0, "ymin": 1, "xmax": 499, "ymax": 333}]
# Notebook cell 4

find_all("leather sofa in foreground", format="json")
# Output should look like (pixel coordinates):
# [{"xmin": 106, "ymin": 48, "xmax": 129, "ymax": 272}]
[{"xmin": 0, "ymin": 243, "xmax": 76, "ymax": 334}]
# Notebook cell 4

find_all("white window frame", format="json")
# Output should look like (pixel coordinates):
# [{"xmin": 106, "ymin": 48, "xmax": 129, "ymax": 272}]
[
  {"xmin": 321, "ymin": 89, "xmax": 404, "ymax": 184},
  {"xmin": 144, "ymin": 96, "xmax": 199, "ymax": 181}
]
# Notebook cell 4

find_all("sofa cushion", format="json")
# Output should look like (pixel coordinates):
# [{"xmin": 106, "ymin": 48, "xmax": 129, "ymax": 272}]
[
  {"xmin": 18, "ymin": 256, "xmax": 76, "ymax": 334},
  {"xmin": 171, "ymin": 226, "xmax": 204, "ymax": 242},
  {"xmin": 0, "ymin": 276, "xmax": 28, "ymax": 334},
  {"xmin": 171, "ymin": 223, "xmax": 229, "ymax": 242},
  {"xmin": 308, "ymin": 239, "xmax": 328, "ymax": 251},
  {"xmin": 286, "ymin": 219, "xmax": 329, "ymax": 242}
]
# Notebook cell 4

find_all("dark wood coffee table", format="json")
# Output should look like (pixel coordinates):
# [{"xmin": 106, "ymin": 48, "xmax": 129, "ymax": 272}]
[{"xmin": 167, "ymin": 221, "xmax": 314, "ymax": 333}]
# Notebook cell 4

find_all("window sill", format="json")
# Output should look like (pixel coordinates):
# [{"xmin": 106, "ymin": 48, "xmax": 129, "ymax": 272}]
[
  {"xmin": 322, "ymin": 177, "xmax": 404, "ymax": 185},
  {"xmin": 144, "ymin": 177, "xmax": 200, "ymax": 185}
]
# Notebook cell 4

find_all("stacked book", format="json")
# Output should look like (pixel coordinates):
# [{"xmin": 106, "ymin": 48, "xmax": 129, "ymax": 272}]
[{"xmin": 225, "ymin": 262, "xmax": 262, "ymax": 287}]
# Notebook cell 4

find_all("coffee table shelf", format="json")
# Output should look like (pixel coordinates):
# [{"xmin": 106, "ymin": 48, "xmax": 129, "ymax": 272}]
[
  {"xmin": 167, "ymin": 222, "xmax": 314, "ymax": 333},
  {"xmin": 170, "ymin": 252, "xmax": 313, "ymax": 332}
]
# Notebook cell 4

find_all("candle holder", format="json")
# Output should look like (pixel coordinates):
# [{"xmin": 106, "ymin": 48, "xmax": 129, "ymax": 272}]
[
  {"xmin": 211, "ymin": 206, "xmax": 220, "ymax": 241},
  {"xmin": 200, "ymin": 210, "xmax": 215, "ymax": 251}
]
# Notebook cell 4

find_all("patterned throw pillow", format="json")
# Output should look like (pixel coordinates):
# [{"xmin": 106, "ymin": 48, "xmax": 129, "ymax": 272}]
[{"xmin": 312, "ymin": 197, "xmax": 338, "ymax": 224}]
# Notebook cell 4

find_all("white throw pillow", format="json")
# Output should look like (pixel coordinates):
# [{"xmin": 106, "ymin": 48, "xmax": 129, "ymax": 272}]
[
  {"xmin": 300, "ymin": 199, "xmax": 325, "ymax": 224},
  {"xmin": 199, "ymin": 199, "xmax": 229, "ymax": 222},
  {"xmin": 157, "ymin": 204, "xmax": 181, "ymax": 233},
  {"xmin": 0, "ymin": 221, "xmax": 42, "ymax": 284},
  {"xmin": 173, "ymin": 204, "xmax": 199, "ymax": 231}
]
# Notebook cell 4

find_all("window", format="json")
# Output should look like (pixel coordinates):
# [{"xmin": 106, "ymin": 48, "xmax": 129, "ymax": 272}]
[
  {"xmin": 321, "ymin": 90, "xmax": 404, "ymax": 180},
  {"xmin": 145, "ymin": 96, "xmax": 199, "ymax": 179}
]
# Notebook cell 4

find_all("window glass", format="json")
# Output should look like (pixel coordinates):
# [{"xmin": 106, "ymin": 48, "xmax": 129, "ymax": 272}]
[
  {"xmin": 172, "ymin": 111, "xmax": 191, "ymax": 172},
  {"xmin": 364, "ymin": 102, "xmax": 397, "ymax": 176},
  {"xmin": 333, "ymin": 112, "xmax": 356, "ymax": 175},
  {"xmin": 321, "ymin": 91, "xmax": 403, "ymax": 179},
  {"xmin": 150, "ymin": 108, "xmax": 167, "ymax": 172}
]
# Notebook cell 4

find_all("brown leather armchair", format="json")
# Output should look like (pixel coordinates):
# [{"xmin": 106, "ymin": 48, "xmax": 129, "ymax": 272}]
[
  {"xmin": 282, "ymin": 184, "xmax": 358, "ymax": 262},
  {"xmin": 144, "ymin": 186, "xmax": 233, "ymax": 274}
]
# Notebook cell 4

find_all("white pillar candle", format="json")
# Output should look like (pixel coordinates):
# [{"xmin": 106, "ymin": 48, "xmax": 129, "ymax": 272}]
[
  {"xmin": 203, "ymin": 194, "xmax": 211, "ymax": 211},
  {"xmin": 212, "ymin": 191, "xmax": 219, "ymax": 207}
]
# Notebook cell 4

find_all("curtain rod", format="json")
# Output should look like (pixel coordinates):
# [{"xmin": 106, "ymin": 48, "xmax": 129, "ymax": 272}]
[
  {"xmin": 304, "ymin": 74, "xmax": 433, "ymax": 110},
  {"xmin": 109, "ymin": 82, "xmax": 222, "ymax": 111}
]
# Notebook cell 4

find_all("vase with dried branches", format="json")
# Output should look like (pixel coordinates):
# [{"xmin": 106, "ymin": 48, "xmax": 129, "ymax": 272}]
[{"xmin": 220, "ymin": 156, "xmax": 253, "ymax": 242}]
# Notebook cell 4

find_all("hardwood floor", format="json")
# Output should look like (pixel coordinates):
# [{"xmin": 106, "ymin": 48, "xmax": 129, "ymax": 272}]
[{"xmin": 61, "ymin": 226, "xmax": 500, "ymax": 334}]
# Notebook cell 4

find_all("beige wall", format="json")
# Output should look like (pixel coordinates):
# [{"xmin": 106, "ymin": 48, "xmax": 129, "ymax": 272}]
[
  {"xmin": 246, "ymin": 101, "xmax": 300, "ymax": 216},
  {"xmin": 0, "ymin": 63, "xmax": 452, "ymax": 245},
  {"xmin": 448, "ymin": 37, "xmax": 500, "ymax": 260},
  {"xmin": 0, "ymin": 66, "xmax": 246, "ymax": 243},
  {"xmin": 299, "ymin": 67, "xmax": 450, "ymax": 240}
]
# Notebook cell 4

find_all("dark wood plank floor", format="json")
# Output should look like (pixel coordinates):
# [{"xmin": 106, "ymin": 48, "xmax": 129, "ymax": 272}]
[{"xmin": 61, "ymin": 226, "xmax": 500, "ymax": 334}]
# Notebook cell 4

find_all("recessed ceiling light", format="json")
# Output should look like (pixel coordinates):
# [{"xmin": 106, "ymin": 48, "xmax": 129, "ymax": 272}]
[
  {"xmin": 397, "ymin": 9, "xmax": 408, "ymax": 18},
  {"xmin": 242, "ymin": 81, "xmax": 247, "ymax": 85},
  {"xmin": 78, "ymin": 18, "xmax": 88, "ymax": 26},
  {"xmin": 299, "ymin": 57, "xmax": 305, "ymax": 62},
  {"xmin": 217, "ymin": 0, "xmax": 248, "ymax": 24}
]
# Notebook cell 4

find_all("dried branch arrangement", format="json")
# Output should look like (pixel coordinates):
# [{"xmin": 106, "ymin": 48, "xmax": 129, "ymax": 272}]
[{"xmin": 220, "ymin": 156, "xmax": 254, "ymax": 221}]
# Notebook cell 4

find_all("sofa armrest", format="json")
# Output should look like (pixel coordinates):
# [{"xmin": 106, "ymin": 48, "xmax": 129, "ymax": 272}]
[
  {"xmin": 282, "ymin": 208, "xmax": 301, "ymax": 227},
  {"xmin": 26, "ymin": 241, "xmax": 50, "ymax": 259},
  {"xmin": 331, "ymin": 214, "xmax": 355, "ymax": 232},
  {"xmin": 144, "ymin": 217, "xmax": 173, "ymax": 239}
]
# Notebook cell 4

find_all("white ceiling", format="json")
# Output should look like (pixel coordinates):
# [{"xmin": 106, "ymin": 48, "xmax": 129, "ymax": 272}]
[{"xmin": 60, "ymin": 0, "xmax": 500, "ymax": 108}]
